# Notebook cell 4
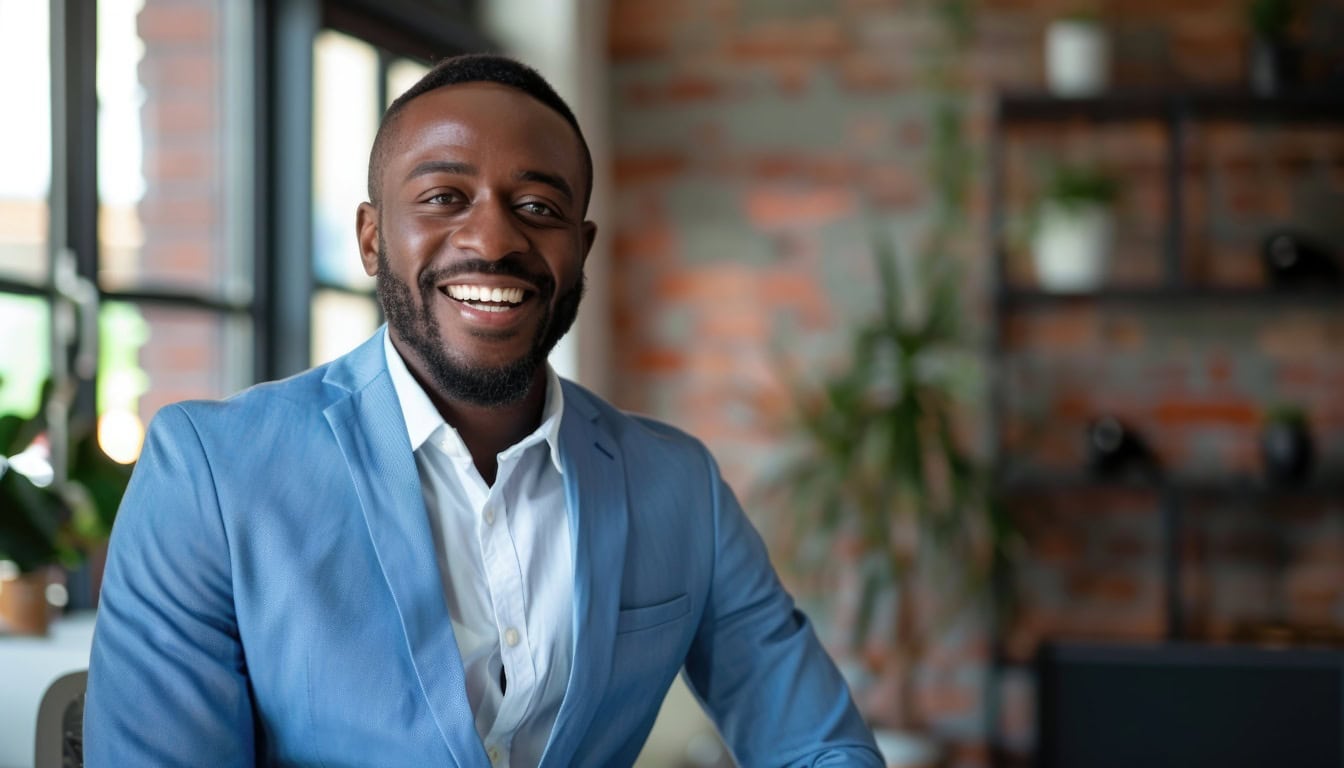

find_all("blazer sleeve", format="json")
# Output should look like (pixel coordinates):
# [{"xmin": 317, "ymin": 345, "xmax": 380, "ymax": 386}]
[
  {"xmin": 682, "ymin": 452, "xmax": 883, "ymax": 767},
  {"xmin": 85, "ymin": 404, "xmax": 256, "ymax": 766}
]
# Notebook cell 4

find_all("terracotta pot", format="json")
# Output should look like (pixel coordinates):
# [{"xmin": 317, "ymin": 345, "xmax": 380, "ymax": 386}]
[{"xmin": 0, "ymin": 571, "xmax": 51, "ymax": 636}]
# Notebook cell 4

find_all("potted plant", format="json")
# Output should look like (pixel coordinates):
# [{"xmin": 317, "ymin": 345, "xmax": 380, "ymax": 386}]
[
  {"xmin": 1261, "ymin": 404, "xmax": 1313, "ymax": 486},
  {"xmin": 0, "ymin": 408, "xmax": 73, "ymax": 635},
  {"xmin": 1031, "ymin": 164, "xmax": 1119, "ymax": 292},
  {"xmin": 1045, "ymin": 9, "xmax": 1110, "ymax": 97},
  {"xmin": 760, "ymin": 239, "xmax": 1008, "ymax": 766},
  {"xmin": 1247, "ymin": 0, "xmax": 1299, "ymax": 96},
  {"xmin": 0, "ymin": 386, "xmax": 131, "ymax": 634}
]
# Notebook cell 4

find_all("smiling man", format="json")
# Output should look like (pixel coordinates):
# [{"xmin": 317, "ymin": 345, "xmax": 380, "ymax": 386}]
[{"xmin": 85, "ymin": 55, "xmax": 881, "ymax": 767}]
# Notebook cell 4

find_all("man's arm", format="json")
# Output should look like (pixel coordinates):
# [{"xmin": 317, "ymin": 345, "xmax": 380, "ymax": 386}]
[
  {"xmin": 85, "ymin": 404, "xmax": 256, "ymax": 766},
  {"xmin": 682, "ymin": 452, "xmax": 883, "ymax": 767}
]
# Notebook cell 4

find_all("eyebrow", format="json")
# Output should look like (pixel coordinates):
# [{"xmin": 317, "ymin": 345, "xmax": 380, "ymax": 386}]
[
  {"xmin": 517, "ymin": 170, "xmax": 573, "ymax": 203},
  {"xmin": 406, "ymin": 160, "xmax": 475, "ymax": 183},
  {"xmin": 403, "ymin": 161, "xmax": 574, "ymax": 205}
]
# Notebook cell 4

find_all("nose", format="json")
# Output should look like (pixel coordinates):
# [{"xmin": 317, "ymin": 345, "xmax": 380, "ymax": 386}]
[{"xmin": 448, "ymin": 198, "xmax": 530, "ymax": 261}]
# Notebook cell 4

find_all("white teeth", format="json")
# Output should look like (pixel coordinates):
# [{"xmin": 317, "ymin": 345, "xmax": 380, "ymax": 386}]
[{"xmin": 445, "ymin": 285, "xmax": 526, "ymax": 305}]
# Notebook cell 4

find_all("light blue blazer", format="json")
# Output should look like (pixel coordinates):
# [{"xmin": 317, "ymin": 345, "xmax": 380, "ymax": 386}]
[{"xmin": 85, "ymin": 328, "xmax": 881, "ymax": 767}]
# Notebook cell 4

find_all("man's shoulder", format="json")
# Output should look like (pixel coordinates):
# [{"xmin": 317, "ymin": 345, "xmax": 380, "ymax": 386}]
[
  {"xmin": 156, "ymin": 362, "xmax": 339, "ymax": 433},
  {"xmin": 559, "ymin": 378, "xmax": 713, "ymax": 464}
]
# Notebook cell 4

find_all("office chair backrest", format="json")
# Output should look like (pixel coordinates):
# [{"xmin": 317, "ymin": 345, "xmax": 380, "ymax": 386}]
[{"xmin": 34, "ymin": 670, "xmax": 87, "ymax": 768}]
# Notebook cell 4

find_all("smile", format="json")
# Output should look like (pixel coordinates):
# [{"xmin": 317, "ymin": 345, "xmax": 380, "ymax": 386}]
[{"xmin": 443, "ymin": 284, "xmax": 528, "ymax": 312}]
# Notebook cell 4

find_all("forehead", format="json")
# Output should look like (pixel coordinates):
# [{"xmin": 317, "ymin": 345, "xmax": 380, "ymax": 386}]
[{"xmin": 383, "ymin": 82, "xmax": 585, "ymax": 188}]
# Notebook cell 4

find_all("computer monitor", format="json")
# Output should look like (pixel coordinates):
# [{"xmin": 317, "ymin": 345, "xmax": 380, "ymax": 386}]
[{"xmin": 1036, "ymin": 642, "xmax": 1344, "ymax": 768}]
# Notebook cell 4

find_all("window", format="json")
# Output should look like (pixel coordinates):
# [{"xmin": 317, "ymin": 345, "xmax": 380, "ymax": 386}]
[
  {"xmin": 0, "ymin": 0, "xmax": 480, "ymax": 468},
  {"xmin": 309, "ymin": 30, "xmax": 431, "ymax": 366},
  {"xmin": 0, "ymin": 0, "xmax": 54, "ymax": 417}
]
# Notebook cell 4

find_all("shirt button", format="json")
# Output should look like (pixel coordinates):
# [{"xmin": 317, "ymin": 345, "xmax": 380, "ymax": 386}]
[
  {"xmin": 487, "ymin": 745, "xmax": 501, "ymax": 764},
  {"xmin": 484, "ymin": 505, "xmax": 496, "ymax": 525},
  {"xmin": 504, "ymin": 627, "xmax": 520, "ymax": 647}
]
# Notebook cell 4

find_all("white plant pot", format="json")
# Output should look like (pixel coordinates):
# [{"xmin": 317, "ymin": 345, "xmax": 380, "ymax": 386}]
[
  {"xmin": 1045, "ymin": 20, "xmax": 1109, "ymax": 96},
  {"xmin": 1031, "ymin": 202, "xmax": 1113, "ymax": 292},
  {"xmin": 873, "ymin": 728, "xmax": 942, "ymax": 768}
]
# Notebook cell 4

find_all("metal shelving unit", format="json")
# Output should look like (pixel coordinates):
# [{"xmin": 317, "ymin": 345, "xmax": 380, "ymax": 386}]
[{"xmin": 984, "ymin": 88, "xmax": 1344, "ymax": 768}]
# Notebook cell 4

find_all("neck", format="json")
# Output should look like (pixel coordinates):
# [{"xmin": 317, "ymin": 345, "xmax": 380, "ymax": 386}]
[
  {"xmin": 432, "ymin": 377, "xmax": 547, "ymax": 486},
  {"xmin": 393, "ymin": 338, "xmax": 548, "ymax": 486}
]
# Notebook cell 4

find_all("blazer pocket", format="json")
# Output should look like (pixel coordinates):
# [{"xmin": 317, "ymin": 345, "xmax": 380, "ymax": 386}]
[{"xmin": 616, "ymin": 593, "xmax": 690, "ymax": 635}]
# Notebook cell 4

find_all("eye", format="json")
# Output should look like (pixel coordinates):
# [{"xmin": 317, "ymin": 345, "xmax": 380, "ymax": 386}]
[
  {"xmin": 518, "ymin": 200, "xmax": 557, "ymax": 217},
  {"xmin": 424, "ymin": 191, "xmax": 464, "ymax": 206}
]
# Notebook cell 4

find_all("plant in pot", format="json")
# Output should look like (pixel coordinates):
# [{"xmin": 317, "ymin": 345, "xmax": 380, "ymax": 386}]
[
  {"xmin": 1031, "ymin": 164, "xmax": 1119, "ymax": 293},
  {"xmin": 0, "ymin": 389, "xmax": 130, "ymax": 634},
  {"xmin": 759, "ymin": 239, "xmax": 1009, "ymax": 767},
  {"xmin": 1260, "ymin": 404, "xmax": 1313, "ymax": 487},
  {"xmin": 1045, "ymin": 9, "xmax": 1109, "ymax": 97},
  {"xmin": 0, "ymin": 407, "xmax": 76, "ymax": 635},
  {"xmin": 1247, "ymin": 0, "xmax": 1299, "ymax": 96}
]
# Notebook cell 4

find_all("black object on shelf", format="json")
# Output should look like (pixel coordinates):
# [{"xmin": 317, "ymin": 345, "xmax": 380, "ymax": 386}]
[
  {"xmin": 1261, "ymin": 230, "xmax": 1342, "ymax": 289},
  {"xmin": 1086, "ymin": 416, "xmax": 1160, "ymax": 482},
  {"xmin": 1261, "ymin": 412, "xmax": 1315, "ymax": 488}
]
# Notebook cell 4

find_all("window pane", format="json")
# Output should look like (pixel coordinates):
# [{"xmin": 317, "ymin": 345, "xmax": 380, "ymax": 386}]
[
  {"xmin": 313, "ymin": 30, "xmax": 379, "ymax": 291},
  {"xmin": 0, "ymin": 0, "xmax": 51, "ymax": 284},
  {"xmin": 311, "ymin": 290, "xmax": 380, "ymax": 367},
  {"xmin": 123, "ymin": 303, "xmax": 252, "ymax": 431},
  {"xmin": 387, "ymin": 57, "xmax": 430, "ymax": 107},
  {"xmin": 97, "ymin": 0, "xmax": 251, "ymax": 300},
  {"xmin": 0, "ymin": 295, "xmax": 51, "ymax": 418}
]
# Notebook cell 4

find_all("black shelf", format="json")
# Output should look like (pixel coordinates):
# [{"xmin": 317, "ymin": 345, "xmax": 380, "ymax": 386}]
[
  {"xmin": 998, "ymin": 89, "xmax": 1344, "ymax": 124},
  {"xmin": 999, "ymin": 285, "xmax": 1344, "ymax": 309},
  {"xmin": 997, "ymin": 471, "xmax": 1344, "ymax": 499},
  {"xmin": 985, "ymin": 88, "xmax": 1344, "ymax": 768}
]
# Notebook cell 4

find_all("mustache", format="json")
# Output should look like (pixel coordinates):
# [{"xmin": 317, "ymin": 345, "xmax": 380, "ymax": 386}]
[{"xmin": 417, "ymin": 258, "xmax": 555, "ymax": 299}]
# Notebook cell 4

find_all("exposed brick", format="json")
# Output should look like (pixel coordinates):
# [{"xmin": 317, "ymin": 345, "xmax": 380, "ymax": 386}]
[
  {"xmin": 743, "ymin": 185, "xmax": 857, "ymax": 229},
  {"xmin": 633, "ymin": 347, "xmax": 686, "ymax": 374},
  {"xmin": 1153, "ymin": 399, "xmax": 1258, "ymax": 427},
  {"xmin": 613, "ymin": 153, "xmax": 690, "ymax": 185},
  {"xmin": 137, "ymin": 4, "xmax": 213, "ymax": 45},
  {"xmin": 607, "ymin": 0, "xmax": 1344, "ymax": 760},
  {"xmin": 730, "ymin": 18, "xmax": 848, "ymax": 61}
]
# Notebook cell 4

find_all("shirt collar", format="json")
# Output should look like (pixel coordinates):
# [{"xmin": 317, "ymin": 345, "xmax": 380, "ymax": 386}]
[{"xmin": 383, "ymin": 329, "xmax": 566, "ymax": 474}]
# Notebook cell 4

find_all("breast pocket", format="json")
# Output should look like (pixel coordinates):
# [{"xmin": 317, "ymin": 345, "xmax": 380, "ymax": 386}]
[{"xmin": 616, "ymin": 593, "xmax": 690, "ymax": 635}]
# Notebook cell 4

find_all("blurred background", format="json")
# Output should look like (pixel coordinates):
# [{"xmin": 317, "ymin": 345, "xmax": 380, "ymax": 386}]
[{"xmin": 1, "ymin": 1, "xmax": 1343, "ymax": 767}]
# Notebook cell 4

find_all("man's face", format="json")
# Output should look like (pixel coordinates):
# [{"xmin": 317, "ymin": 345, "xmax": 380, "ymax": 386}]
[{"xmin": 358, "ymin": 83, "xmax": 595, "ymax": 407}]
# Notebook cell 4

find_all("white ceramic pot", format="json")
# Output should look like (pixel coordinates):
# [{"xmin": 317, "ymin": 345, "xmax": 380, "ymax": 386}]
[
  {"xmin": 1031, "ymin": 202, "xmax": 1113, "ymax": 292},
  {"xmin": 1045, "ymin": 20, "xmax": 1109, "ymax": 96},
  {"xmin": 873, "ymin": 728, "xmax": 942, "ymax": 768}
]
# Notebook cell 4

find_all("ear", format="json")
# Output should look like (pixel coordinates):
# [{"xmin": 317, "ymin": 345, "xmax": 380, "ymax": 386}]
[
  {"xmin": 579, "ymin": 221, "xmax": 598, "ymax": 267},
  {"xmin": 356, "ymin": 202, "xmax": 380, "ymax": 276}
]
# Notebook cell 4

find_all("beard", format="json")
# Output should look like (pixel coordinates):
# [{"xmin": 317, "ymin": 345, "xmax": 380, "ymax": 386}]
[{"xmin": 375, "ymin": 238, "xmax": 584, "ymax": 408}]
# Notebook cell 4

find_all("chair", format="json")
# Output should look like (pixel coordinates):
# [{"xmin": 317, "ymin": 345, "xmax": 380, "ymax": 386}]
[{"xmin": 34, "ymin": 670, "xmax": 86, "ymax": 768}]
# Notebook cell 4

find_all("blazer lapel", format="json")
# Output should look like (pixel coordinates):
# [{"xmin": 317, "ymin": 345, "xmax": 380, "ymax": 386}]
[
  {"xmin": 539, "ymin": 384, "xmax": 629, "ymax": 767},
  {"xmin": 322, "ymin": 330, "xmax": 488, "ymax": 768}
]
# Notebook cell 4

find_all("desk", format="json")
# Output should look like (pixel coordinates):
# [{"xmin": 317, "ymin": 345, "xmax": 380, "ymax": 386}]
[{"xmin": 0, "ymin": 613, "xmax": 95, "ymax": 768}]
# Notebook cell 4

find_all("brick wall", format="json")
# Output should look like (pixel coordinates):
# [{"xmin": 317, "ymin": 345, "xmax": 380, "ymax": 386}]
[
  {"xmin": 134, "ymin": 0, "xmax": 236, "ymax": 421},
  {"xmin": 607, "ymin": 1, "xmax": 1344, "ymax": 764}
]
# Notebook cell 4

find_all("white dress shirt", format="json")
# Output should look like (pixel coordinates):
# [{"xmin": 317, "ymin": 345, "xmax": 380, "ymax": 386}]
[{"xmin": 384, "ymin": 333, "xmax": 573, "ymax": 768}]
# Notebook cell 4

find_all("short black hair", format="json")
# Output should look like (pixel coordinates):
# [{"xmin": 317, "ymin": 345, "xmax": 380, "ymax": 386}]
[{"xmin": 366, "ymin": 53, "xmax": 593, "ymax": 213}]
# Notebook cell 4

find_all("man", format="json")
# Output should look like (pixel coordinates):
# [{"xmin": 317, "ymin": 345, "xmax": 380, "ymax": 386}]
[{"xmin": 86, "ymin": 54, "xmax": 881, "ymax": 767}]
